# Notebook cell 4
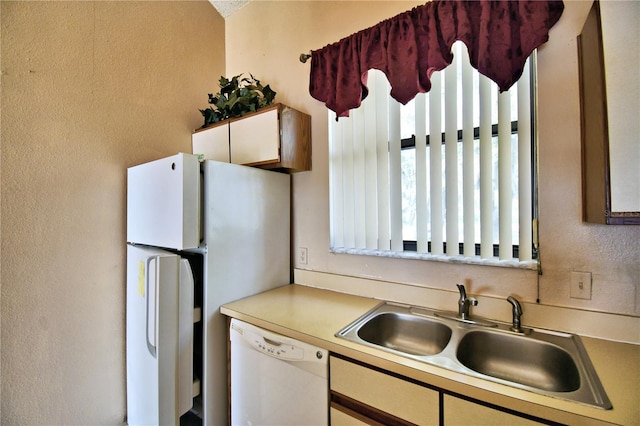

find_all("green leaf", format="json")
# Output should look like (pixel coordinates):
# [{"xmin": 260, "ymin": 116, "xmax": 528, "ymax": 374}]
[
  {"xmin": 263, "ymin": 85, "xmax": 277, "ymax": 104},
  {"xmin": 199, "ymin": 72, "xmax": 277, "ymax": 123}
]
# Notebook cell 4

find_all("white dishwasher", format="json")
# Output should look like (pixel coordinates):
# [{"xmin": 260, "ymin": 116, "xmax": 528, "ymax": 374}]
[{"xmin": 229, "ymin": 318, "xmax": 329, "ymax": 426}]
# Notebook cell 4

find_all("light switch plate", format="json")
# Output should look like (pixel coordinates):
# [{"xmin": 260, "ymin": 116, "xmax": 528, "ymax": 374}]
[
  {"xmin": 298, "ymin": 247, "xmax": 308, "ymax": 265},
  {"xmin": 570, "ymin": 271, "xmax": 592, "ymax": 300}
]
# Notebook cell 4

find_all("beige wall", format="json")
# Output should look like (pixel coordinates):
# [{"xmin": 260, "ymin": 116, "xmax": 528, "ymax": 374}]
[
  {"xmin": 226, "ymin": 1, "xmax": 640, "ymax": 320},
  {"xmin": 0, "ymin": 1, "xmax": 224, "ymax": 423},
  {"xmin": 1, "ymin": 0, "xmax": 638, "ymax": 423}
]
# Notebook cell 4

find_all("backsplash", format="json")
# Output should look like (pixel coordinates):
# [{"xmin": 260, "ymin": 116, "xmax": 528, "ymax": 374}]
[{"xmin": 295, "ymin": 269, "xmax": 640, "ymax": 345}]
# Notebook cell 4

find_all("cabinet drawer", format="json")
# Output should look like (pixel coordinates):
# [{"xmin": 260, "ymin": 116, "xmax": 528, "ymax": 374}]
[
  {"xmin": 330, "ymin": 407, "xmax": 371, "ymax": 426},
  {"xmin": 330, "ymin": 356, "xmax": 439, "ymax": 425},
  {"xmin": 443, "ymin": 395, "xmax": 542, "ymax": 425}
]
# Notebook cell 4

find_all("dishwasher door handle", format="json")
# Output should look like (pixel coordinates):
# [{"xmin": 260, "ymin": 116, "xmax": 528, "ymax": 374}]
[{"xmin": 263, "ymin": 337, "xmax": 282, "ymax": 346}]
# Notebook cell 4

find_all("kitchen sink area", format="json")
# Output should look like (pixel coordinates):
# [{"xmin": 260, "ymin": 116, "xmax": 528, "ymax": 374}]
[{"xmin": 336, "ymin": 301, "xmax": 612, "ymax": 410}]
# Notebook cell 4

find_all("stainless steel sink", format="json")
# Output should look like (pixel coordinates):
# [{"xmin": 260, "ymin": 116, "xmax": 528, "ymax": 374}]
[
  {"xmin": 457, "ymin": 330, "xmax": 580, "ymax": 392},
  {"xmin": 336, "ymin": 302, "xmax": 612, "ymax": 410},
  {"xmin": 337, "ymin": 303, "xmax": 453, "ymax": 358},
  {"xmin": 357, "ymin": 312, "xmax": 452, "ymax": 356}
]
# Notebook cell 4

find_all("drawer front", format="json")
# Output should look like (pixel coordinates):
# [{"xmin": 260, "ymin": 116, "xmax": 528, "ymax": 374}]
[
  {"xmin": 330, "ymin": 407, "xmax": 371, "ymax": 426},
  {"xmin": 330, "ymin": 356, "xmax": 439, "ymax": 425},
  {"xmin": 443, "ymin": 395, "xmax": 543, "ymax": 426}
]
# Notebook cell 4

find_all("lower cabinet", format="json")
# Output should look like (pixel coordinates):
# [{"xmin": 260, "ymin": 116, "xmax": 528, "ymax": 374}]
[
  {"xmin": 330, "ymin": 356, "xmax": 439, "ymax": 425},
  {"xmin": 330, "ymin": 355, "xmax": 555, "ymax": 426}
]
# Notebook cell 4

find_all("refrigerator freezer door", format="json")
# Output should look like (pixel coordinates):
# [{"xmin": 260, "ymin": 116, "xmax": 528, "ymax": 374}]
[
  {"xmin": 126, "ymin": 245, "xmax": 194, "ymax": 425},
  {"xmin": 127, "ymin": 153, "xmax": 201, "ymax": 250}
]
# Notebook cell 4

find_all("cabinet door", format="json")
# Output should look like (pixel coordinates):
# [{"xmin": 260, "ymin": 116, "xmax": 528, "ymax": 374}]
[
  {"xmin": 330, "ymin": 356, "xmax": 439, "ymax": 425},
  {"xmin": 579, "ymin": 1, "xmax": 640, "ymax": 224},
  {"xmin": 192, "ymin": 123, "xmax": 230, "ymax": 162},
  {"xmin": 443, "ymin": 395, "xmax": 542, "ymax": 426},
  {"xmin": 230, "ymin": 108, "xmax": 280, "ymax": 165}
]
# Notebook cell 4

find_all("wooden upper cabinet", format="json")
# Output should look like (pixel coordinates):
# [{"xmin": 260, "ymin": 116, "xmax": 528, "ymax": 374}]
[
  {"xmin": 192, "ymin": 103, "xmax": 311, "ymax": 173},
  {"xmin": 578, "ymin": 0, "xmax": 640, "ymax": 224}
]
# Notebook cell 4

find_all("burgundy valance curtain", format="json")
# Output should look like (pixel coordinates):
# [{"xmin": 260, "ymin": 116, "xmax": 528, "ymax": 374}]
[{"xmin": 309, "ymin": 0, "xmax": 564, "ymax": 118}]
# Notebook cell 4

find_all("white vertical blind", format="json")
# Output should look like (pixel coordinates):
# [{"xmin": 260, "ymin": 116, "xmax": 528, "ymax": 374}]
[
  {"xmin": 328, "ymin": 43, "xmax": 535, "ymax": 266},
  {"xmin": 445, "ymin": 51, "xmax": 459, "ymax": 256},
  {"xmin": 389, "ymin": 100, "xmax": 403, "ymax": 251},
  {"xmin": 429, "ymin": 72, "xmax": 444, "ymax": 255},
  {"xmin": 518, "ymin": 59, "xmax": 533, "ymax": 261},
  {"xmin": 352, "ymin": 106, "xmax": 366, "ymax": 249},
  {"xmin": 498, "ymin": 90, "xmax": 512, "ymax": 260},
  {"xmin": 341, "ymin": 116, "xmax": 355, "ymax": 249},
  {"xmin": 340, "ymin": 117, "xmax": 356, "ymax": 247},
  {"xmin": 461, "ymin": 44, "xmax": 476, "ymax": 257},
  {"xmin": 414, "ymin": 95, "xmax": 428, "ymax": 253},
  {"xmin": 329, "ymin": 117, "xmax": 343, "ymax": 248},
  {"xmin": 479, "ymin": 75, "xmax": 493, "ymax": 258},
  {"xmin": 374, "ymin": 72, "xmax": 391, "ymax": 250},
  {"xmin": 363, "ymin": 84, "xmax": 379, "ymax": 250}
]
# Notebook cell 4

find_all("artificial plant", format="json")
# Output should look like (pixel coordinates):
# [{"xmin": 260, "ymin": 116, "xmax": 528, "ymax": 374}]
[{"xmin": 199, "ymin": 73, "xmax": 277, "ymax": 127}]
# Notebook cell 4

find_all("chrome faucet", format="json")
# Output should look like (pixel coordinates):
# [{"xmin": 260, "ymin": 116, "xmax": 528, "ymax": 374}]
[
  {"xmin": 456, "ymin": 284, "xmax": 477, "ymax": 320},
  {"xmin": 506, "ymin": 296, "xmax": 524, "ymax": 333}
]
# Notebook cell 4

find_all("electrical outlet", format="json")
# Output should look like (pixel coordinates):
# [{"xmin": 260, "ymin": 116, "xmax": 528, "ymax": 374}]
[
  {"xmin": 298, "ymin": 247, "xmax": 308, "ymax": 265},
  {"xmin": 570, "ymin": 271, "xmax": 592, "ymax": 300}
]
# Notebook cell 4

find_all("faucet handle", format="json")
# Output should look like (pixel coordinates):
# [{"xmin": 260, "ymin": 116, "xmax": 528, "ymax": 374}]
[
  {"xmin": 507, "ymin": 296, "xmax": 524, "ymax": 333},
  {"xmin": 457, "ymin": 284, "xmax": 477, "ymax": 320},
  {"xmin": 457, "ymin": 284, "xmax": 477, "ymax": 305},
  {"xmin": 456, "ymin": 283, "xmax": 467, "ymax": 299}
]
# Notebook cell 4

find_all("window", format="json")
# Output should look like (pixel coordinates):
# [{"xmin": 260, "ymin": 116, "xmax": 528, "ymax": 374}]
[{"xmin": 329, "ymin": 41, "xmax": 538, "ymax": 269}]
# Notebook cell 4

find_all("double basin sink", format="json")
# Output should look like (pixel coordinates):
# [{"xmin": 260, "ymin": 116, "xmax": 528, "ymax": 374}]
[{"xmin": 336, "ymin": 302, "xmax": 611, "ymax": 409}]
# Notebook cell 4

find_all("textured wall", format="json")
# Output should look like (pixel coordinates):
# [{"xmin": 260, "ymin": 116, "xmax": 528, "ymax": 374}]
[
  {"xmin": 0, "ymin": 1, "xmax": 224, "ymax": 423},
  {"xmin": 225, "ymin": 1, "xmax": 640, "ymax": 318}
]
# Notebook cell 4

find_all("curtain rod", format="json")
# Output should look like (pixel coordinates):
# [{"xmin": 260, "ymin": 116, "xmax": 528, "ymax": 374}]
[{"xmin": 299, "ymin": 53, "xmax": 311, "ymax": 63}]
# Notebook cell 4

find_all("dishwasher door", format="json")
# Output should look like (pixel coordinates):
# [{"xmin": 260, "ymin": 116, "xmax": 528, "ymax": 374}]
[{"xmin": 229, "ymin": 318, "xmax": 328, "ymax": 426}]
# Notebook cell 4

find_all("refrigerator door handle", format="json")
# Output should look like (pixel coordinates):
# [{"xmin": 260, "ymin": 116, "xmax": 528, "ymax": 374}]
[
  {"xmin": 178, "ymin": 259, "xmax": 195, "ymax": 415},
  {"xmin": 145, "ymin": 257, "xmax": 157, "ymax": 358}
]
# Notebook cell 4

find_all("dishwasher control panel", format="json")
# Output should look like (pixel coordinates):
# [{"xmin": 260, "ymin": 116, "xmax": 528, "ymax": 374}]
[
  {"xmin": 230, "ymin": 318, "xmax": 328, "ymax": 367},
  {"xmin": 251, "ymin": 333, "xmax": 304, "ymax": 360}
]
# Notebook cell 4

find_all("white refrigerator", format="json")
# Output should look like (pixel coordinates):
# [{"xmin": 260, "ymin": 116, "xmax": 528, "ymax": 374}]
[{"xmin": 126, "ymin": 153, "xmax": 291, "ymax": 425}]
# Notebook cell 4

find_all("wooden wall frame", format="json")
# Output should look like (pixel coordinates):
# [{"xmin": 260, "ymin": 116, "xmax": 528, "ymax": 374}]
[{"xmin": 578, "ymin": 0, "xmax": 640, "ymax": 225}]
